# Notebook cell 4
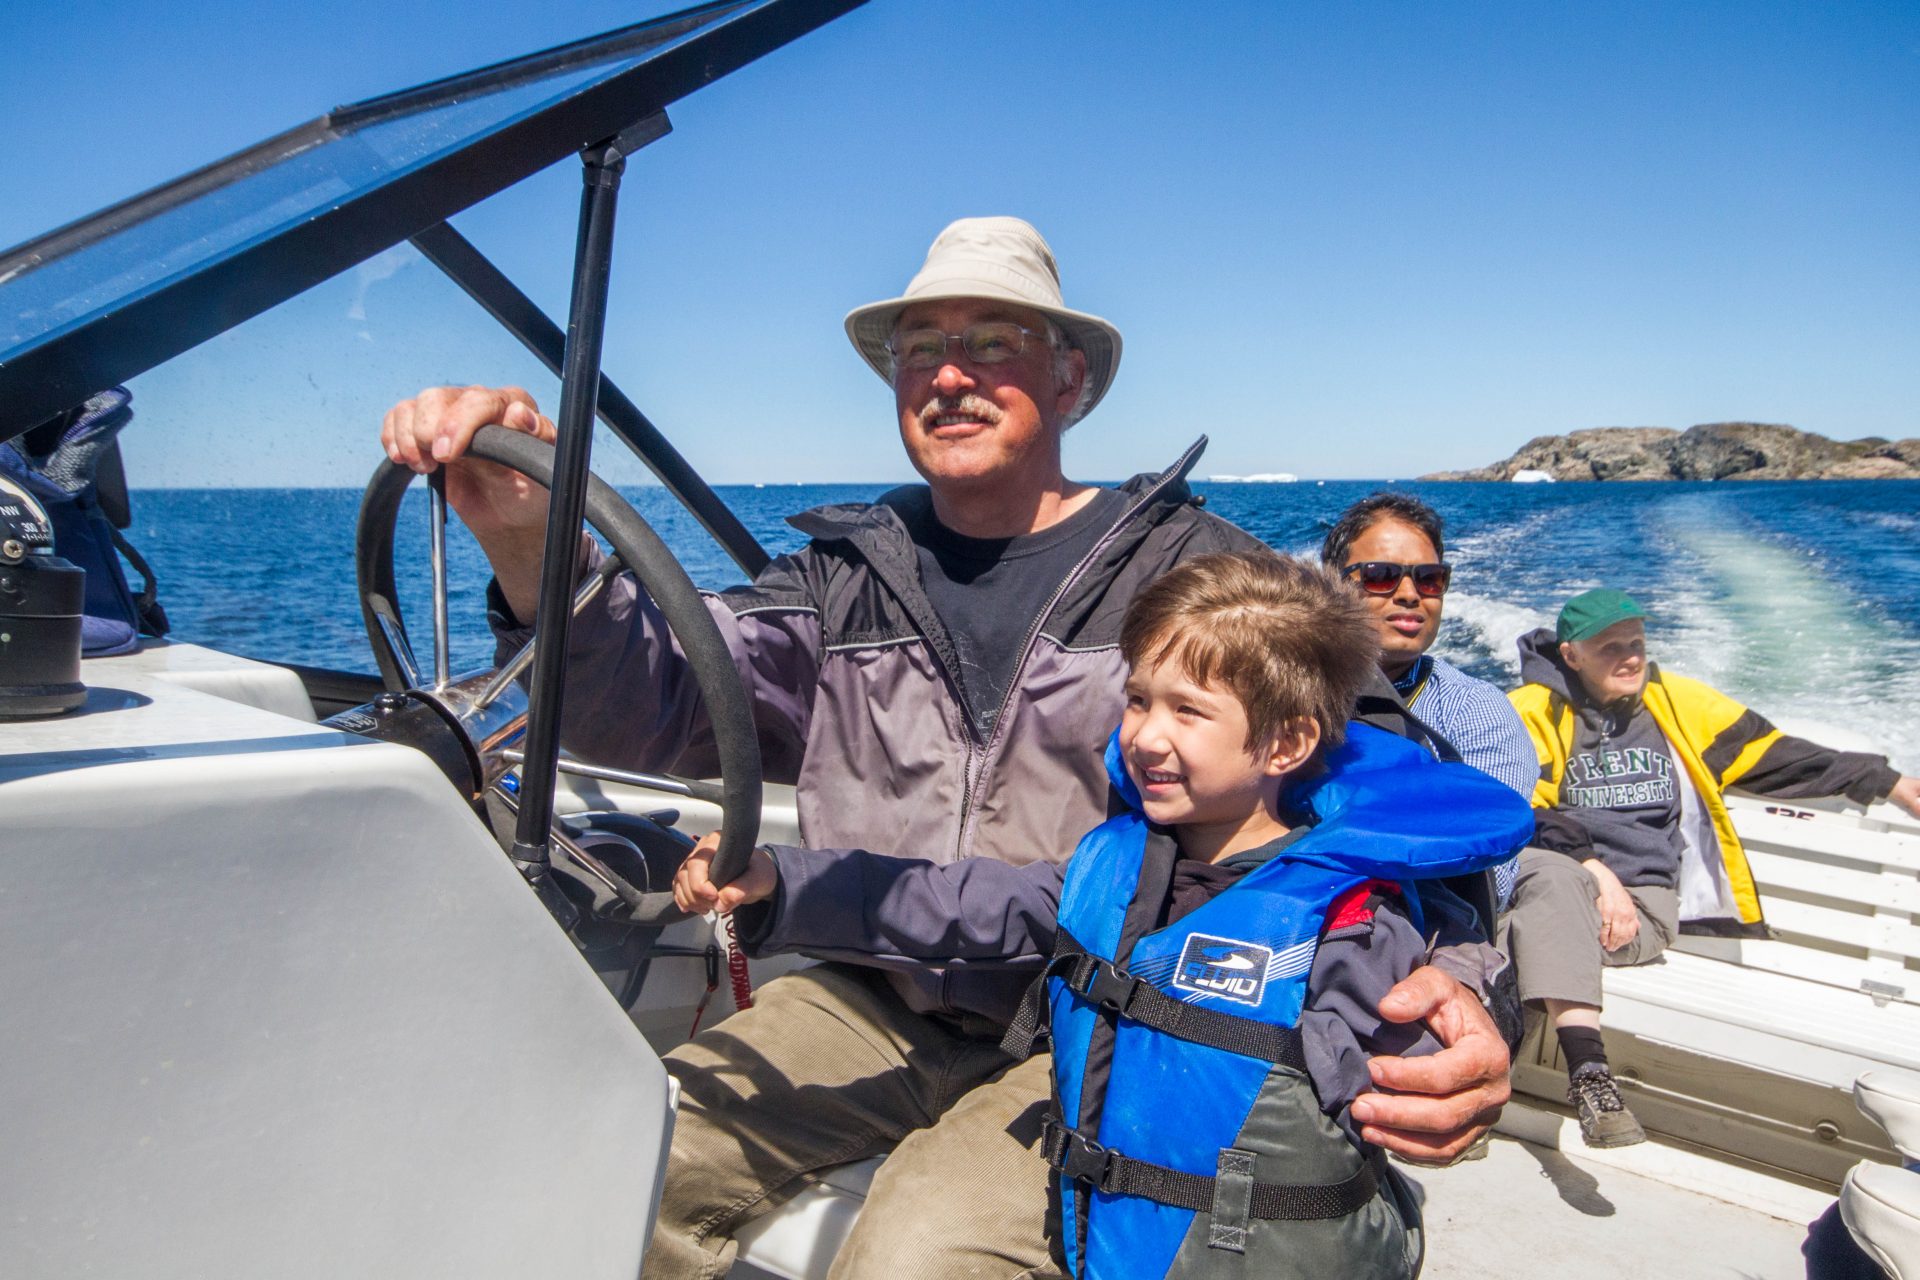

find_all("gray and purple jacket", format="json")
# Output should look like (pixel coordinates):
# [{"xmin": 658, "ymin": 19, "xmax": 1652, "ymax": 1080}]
[
  {"xmin": 492, "ymin": 439, "xmax": 1498, "ymax": 1018},
  {"xmin": 492, "ymin": 440, "xmax": 1258, "ymax": 868}
]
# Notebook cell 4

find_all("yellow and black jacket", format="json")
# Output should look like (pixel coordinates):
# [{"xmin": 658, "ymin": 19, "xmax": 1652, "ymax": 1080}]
[{"xmin": 1509, "ymin": 629, "xmax": 1898, "ymax": 934}]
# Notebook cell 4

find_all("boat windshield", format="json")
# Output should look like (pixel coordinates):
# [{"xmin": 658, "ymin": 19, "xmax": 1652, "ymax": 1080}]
[{"xmin": 0, "ymin": 0, "xmax": 853, "ymax": 438}]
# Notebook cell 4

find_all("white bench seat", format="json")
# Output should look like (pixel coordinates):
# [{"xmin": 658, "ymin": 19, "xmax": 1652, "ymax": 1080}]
[
  {"xmin": 1724, "ymin": 794, "xmax": 1920, "ymax": 1009},
  {"xmin": 1603, "ymin": 952, "xmax": 1920, "ymax": 1081},
  {"xmin": 1514, "ymin": 791, "xmax": 1920, "ymax": 1186}
]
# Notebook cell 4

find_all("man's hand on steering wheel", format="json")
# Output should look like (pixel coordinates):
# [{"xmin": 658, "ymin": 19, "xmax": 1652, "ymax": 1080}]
[
  {"xmin": 381, "ymin": 385, "xmax": 565, "ymax": 619},
  {"xmin": 357, "ymin": 420, "xmax": 765, "ymax": 924},
  {"xmin": 1348, "ymin": 965, "xmax": 1510, "ymax": 1164}
]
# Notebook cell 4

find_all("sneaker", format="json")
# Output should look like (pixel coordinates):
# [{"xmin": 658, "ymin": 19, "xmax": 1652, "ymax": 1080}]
[{"xmin": 1568, "ymin": 1064, "xmax": 1646, "ymax": 1148}]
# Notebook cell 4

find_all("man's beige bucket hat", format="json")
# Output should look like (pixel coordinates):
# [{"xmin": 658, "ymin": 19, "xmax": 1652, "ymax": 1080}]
[{"xmin": 844, "ymin": 216, "xmax": 1123, "ymax": 425}]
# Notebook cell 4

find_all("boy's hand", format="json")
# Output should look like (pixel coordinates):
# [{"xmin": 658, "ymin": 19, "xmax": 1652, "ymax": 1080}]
[
  {"xmin": 1352, "ymin": 966, "xmax": 1510, "ymax": 1164},
  {"xmin": 672, "ymin": 831, "xmax": 778, "ymax": 916},
  {"xmin": 1582, "ymin": 858, "xmax": 1640, "ymax": 952}
]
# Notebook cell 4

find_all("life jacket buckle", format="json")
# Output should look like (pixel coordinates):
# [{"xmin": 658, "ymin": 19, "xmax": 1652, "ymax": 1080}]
[
  {"xmin": 1043, "ymin": 1117, "xmax": 1116, "ymax": 1189},
  {"xmin": 1075, "ymin": 956, "xmax": 1137, "ymax": 1014}
]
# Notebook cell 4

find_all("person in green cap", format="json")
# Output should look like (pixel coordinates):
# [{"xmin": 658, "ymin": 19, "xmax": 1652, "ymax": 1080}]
[{"xmin": 1502, "ymin": 589, "xmax": 1920, "ymax": 1147}]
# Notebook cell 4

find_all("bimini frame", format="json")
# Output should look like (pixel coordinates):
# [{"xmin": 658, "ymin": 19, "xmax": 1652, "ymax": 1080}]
[
  {"xmin": 0, "ymin": 0, "xmax": 865, "ymax": 574},
  {"xmin": 0, "ymin": 0, "xmax": 862, "ymax": 882}
]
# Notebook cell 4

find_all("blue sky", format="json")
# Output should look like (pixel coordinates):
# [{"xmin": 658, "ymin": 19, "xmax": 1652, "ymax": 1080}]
[{"xmin": 3, "ymin": 0, "xmax": 1916, "ymax": 486}]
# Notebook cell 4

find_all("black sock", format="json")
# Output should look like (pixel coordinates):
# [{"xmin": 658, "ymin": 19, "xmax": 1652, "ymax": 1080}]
[{"xmin": 1557, "ymin": 1026, "xmax": 1609, "ymax": 1077}]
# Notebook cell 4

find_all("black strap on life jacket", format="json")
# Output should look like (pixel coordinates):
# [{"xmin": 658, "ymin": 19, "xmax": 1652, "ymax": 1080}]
[
  {"xmin": 1041, "ymin": 1117, "xmax": 1379, "ymax": 1222},
  {"xmin": 1001, "ymin": 930, "xmax": 1310, "ymax": 1070}
]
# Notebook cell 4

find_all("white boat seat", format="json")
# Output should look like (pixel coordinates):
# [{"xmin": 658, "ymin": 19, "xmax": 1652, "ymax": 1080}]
[
  {"xmin": 1600, "ymin": 952, "xmax": 1920, "ymax": 1083},
  {"xmin": 1709, "ymin": 792, "xmax": 1920, "ymax": 1008},
  {"xmin": 1842, "ymin": 1161, "xmax": 1920, "ymax": 1279},
  {"xmin": 732, "ymin": 1157, "xmax": 884, "ymax": 1280},
  {"xmin": 1512, "ymin": 791, "xmax": 1920, "ymax": 1185},
  {"xmin": 1513, "ymin": 945, "xmax": 1920, "ymax": 1186},
  {"xmin": 1860, "ymin": 1072, "xmax": 1920, "ymax": 1164}
]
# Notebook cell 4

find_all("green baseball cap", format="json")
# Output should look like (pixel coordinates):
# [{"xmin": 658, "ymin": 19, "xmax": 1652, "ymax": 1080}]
[{"xmin": 1556, "ymin": 589, "xmax": 1647, "ymax": 643}]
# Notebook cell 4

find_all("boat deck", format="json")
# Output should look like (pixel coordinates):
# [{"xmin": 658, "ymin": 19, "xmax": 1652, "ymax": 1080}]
[{"xmin": 1416, "ymin": 1122, "xmax": 1814, "ymax": 1279}]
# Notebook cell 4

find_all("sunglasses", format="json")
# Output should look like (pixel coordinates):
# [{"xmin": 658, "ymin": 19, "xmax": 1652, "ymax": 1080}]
[{"xmin": 1342, "ymin": 561, "xmax": 1452, "ymax": 598}]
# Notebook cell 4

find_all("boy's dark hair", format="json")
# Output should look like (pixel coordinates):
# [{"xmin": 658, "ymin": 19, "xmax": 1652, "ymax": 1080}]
[
  {"xmin": 1319, "ymin": 492, "xmax": 1446, "ymax": 566},
  {"xmin": 1120, "ymin": 552, "xmax": 1380, "ymax": 752}
]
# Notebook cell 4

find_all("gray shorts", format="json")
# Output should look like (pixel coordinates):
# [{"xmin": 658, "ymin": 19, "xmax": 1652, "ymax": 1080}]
[{"xmin": 1498, "ymin": 846, "xmax": 1680, "ymax": 1009}]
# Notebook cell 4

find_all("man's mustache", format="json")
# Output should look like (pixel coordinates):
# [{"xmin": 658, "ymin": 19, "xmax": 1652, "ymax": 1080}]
[{"xmin": 917, "ymin": 395, "xmax": 1002, "ymax": 430}]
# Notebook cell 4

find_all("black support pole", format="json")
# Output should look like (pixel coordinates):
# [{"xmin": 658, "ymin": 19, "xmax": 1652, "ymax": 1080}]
[{"xmin": 509, "ymin": 132, "xmax": 636, "ymax": 883}]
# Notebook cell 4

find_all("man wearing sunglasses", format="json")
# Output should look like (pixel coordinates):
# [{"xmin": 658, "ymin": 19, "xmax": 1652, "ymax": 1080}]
[
  {"xmin": 380, "ymin": 218, "xmax": 1515, "ymax": 1278},
  {"xmin": 1322, "ymin": 494, "xmax": 1537, "ymax": 843}
]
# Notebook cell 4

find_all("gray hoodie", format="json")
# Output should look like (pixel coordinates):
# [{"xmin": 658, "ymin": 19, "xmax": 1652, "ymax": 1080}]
[{"xmin": 1514, "ymin": 630, "xmax": 1684, "ymax": 887}]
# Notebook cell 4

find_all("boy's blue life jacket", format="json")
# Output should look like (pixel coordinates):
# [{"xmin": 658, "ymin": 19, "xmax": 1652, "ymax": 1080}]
[
  {"xmin": 1005, "ymin": 723, "xmax": 1533, "ymax": 1280},
  {"xmin": 0, "ymin": 387, "xmax": 167, "ymax": 657}
]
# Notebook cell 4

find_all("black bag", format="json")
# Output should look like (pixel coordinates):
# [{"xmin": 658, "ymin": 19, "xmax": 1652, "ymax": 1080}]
[{"xmin": 1, "ymin": 388, "xmax": 168, "ymax": 655}]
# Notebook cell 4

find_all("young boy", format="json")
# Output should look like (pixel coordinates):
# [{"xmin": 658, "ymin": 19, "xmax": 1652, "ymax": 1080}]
[{"xmin": 675, "ymin": 552, "xmax": 1532, "ymax": 1280}]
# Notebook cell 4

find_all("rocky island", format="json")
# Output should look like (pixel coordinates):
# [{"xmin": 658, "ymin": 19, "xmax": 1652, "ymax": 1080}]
[{"xmin": 1423, "ymin": 422, "xmax": 1920, "ymax": 482}]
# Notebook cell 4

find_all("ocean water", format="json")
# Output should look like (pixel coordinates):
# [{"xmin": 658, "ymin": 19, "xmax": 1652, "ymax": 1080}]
[{"xmin": 127, "ymin": 478, "xmax": 1920, "ymax": 772}]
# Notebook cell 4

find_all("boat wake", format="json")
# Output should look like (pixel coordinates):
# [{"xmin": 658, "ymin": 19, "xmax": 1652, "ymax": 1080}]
[
  {"xmin": 1435, "ymin": 492, "xmax": 1918, "ymax": 773},
  {"xmin": 1440, "ymin": 592, "xmax": 1552, "ymax": 680},
  {"xmin": 1651, "ymin": 496, "xmax": 1920, "ymax": 773}
]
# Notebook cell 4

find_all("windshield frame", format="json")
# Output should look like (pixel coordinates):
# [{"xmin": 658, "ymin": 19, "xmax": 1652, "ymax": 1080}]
[{"xmin": 0, "ymin": 0, "xmax": 862, "ymax": 440}]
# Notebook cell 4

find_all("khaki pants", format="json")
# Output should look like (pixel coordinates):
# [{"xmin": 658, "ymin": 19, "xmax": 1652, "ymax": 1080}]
[
  {"xmin": 1500, "ymin": 846, "xmax": 1680, "ymax": 1009},
  {"xmin": 645, "ymin": 963, "xmax": 1062, "ymax": 1280}
]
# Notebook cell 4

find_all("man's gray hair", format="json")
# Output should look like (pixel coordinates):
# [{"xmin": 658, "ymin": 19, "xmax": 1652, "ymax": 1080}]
[{"xmin": 1044, "ymin": 320, "xmax": 1094, "ymax": 430}]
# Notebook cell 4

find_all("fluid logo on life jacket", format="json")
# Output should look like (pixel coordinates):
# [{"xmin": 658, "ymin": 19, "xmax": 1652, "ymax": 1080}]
[{"xmin": 1172, "ymin": 934, "xmax": 1272, "ymax": 1006}]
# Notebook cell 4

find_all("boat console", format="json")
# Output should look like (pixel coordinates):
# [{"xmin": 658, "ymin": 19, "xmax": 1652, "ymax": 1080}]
[{"xmin": 0, "ymin": 642, "xmax": 675, "ymax": 1278}]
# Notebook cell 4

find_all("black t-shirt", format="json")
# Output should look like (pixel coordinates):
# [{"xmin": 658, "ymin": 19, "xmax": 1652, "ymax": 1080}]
[
  {"xmin": 1161, "ymin": 824, "xmax": 1313, "ymax": 926},
  {"xmin": 905, "ymin": 488, "xmax": 1126, "ymax": 733}
]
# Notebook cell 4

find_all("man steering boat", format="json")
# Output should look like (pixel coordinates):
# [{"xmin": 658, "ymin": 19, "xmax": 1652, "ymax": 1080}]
[{"xmin": 379, "ymin": 216, "xmax": 1514, "ymax": 1277}]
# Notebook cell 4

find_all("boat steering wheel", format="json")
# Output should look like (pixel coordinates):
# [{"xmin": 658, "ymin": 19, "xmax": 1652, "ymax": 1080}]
[{"xmin": 353, "ymin": 424, "xmax": 762, "ymax": 924}]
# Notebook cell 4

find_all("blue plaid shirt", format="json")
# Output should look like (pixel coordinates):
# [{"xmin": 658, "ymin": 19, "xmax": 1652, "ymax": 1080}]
[{"xmin": 1394, "ymin": 654, "xmax": 1536, "ymax": 905}]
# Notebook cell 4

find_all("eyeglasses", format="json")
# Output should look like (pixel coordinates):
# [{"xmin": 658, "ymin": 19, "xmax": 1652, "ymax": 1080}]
[
  {"xmin": 1342, "ymin": 561, "xmax": 1452, "ymax": 598},
  {"xmin": 887, "ymin": 322, "xmax": 1041, "ymax": 370}
]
